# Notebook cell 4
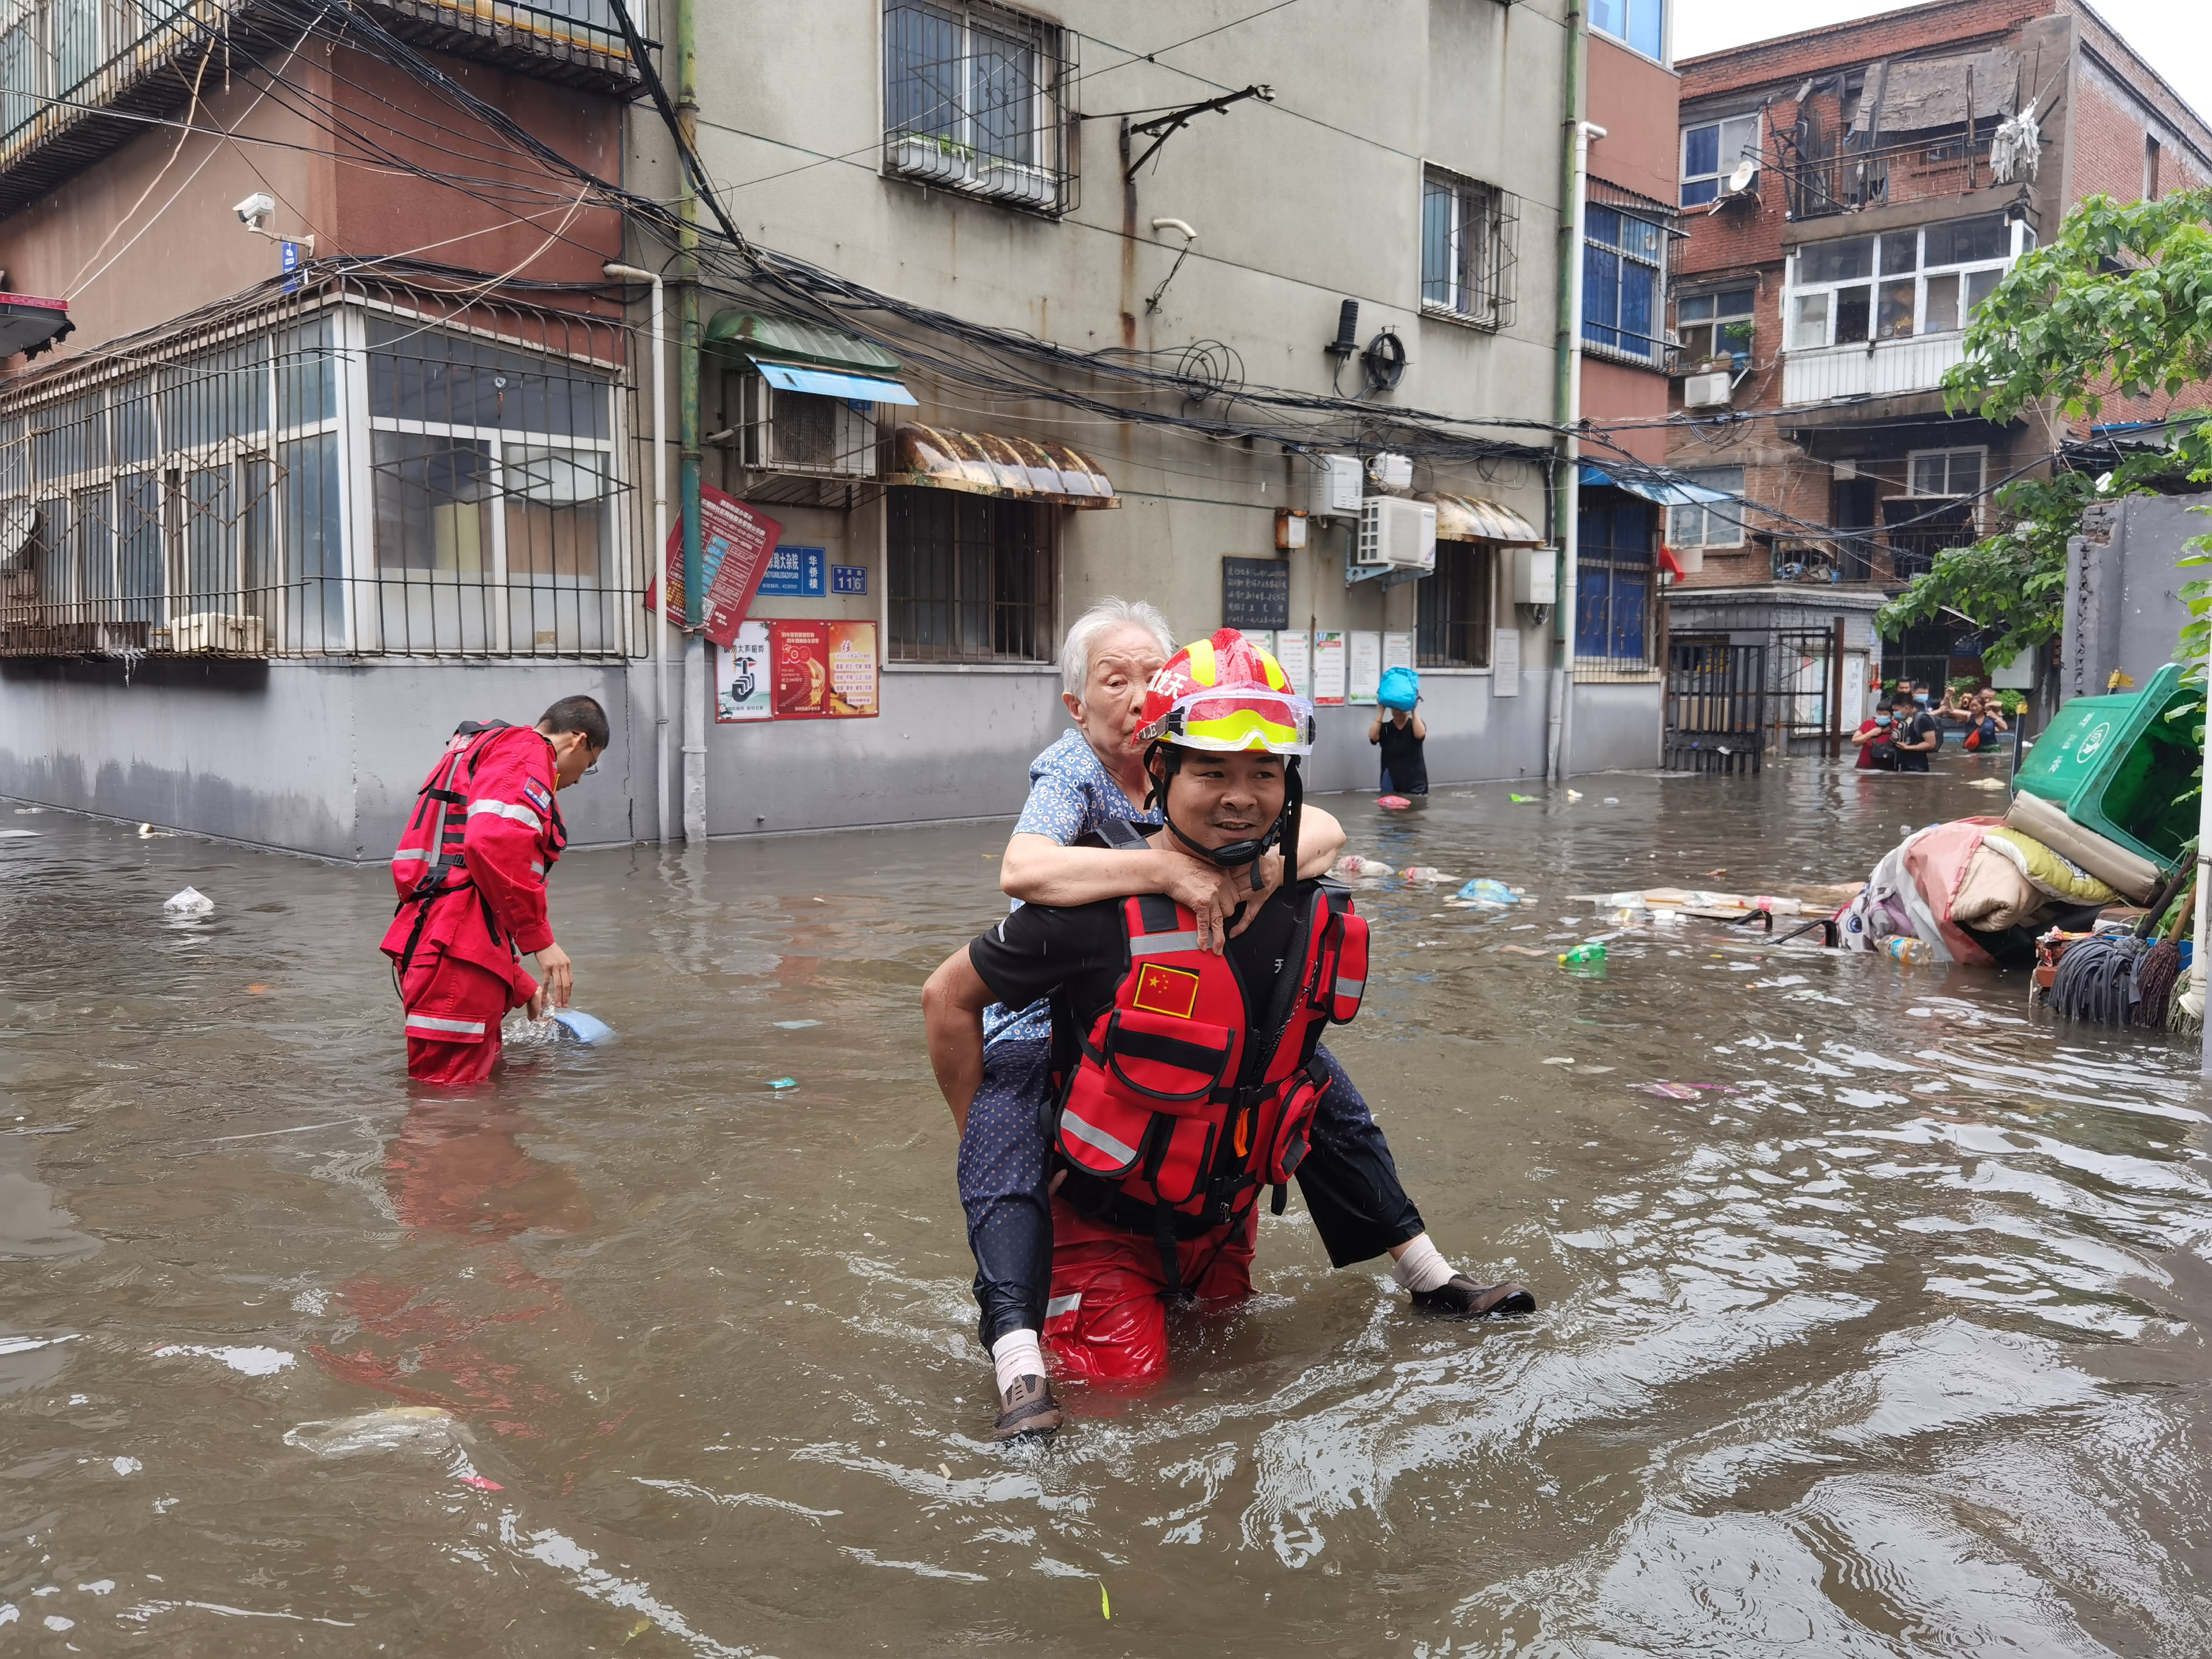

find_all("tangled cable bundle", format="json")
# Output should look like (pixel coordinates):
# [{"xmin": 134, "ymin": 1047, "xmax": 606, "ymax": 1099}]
[
  {"xmin": 2048, "ymin": 934, "xmax": 2150, "ymax": 1026},
  {"xmin": 2134, "ymin": 938, "xmax": 2184, "ymax": 1028}
]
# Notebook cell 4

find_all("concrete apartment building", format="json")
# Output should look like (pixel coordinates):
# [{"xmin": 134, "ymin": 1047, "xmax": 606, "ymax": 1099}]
[
  {"xmin": 1656, "ymin": 0, "xmax": 2212, "ymax": 740},
  {"xmin": 0, "ymin": 1, "xmax": 1622, "ymax": 857}
]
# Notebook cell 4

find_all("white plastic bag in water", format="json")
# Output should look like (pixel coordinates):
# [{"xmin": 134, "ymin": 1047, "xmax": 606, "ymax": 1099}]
[{"xmin": 162, "ymin": 886, "xmax": 212, "ymax": 915}]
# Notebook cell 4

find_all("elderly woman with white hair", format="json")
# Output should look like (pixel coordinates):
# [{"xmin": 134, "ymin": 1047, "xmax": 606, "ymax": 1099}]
[{"xmin": 953, "ymin": 597, "xmax": 1534, "ymax": 1442}]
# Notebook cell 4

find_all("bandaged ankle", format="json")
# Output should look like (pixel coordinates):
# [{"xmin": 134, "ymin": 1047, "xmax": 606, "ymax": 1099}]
[
  {"xmin": 1391, "ymin": 1233, "xmax": 1458, "ymax": 1293},
  {"xmin": 991, "ymin": 1328, "xmax": 1046, "ymax": 1395}
]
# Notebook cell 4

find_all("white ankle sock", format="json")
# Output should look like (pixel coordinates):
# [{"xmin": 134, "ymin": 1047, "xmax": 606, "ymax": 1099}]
[
  {"xmin": 990, "ymin": 1328, "xmax": 1045, "ymax": 1395},
  {"xmin": 1391, "ymin": 1233, "xmax": 1458, "ymax": 1293}
]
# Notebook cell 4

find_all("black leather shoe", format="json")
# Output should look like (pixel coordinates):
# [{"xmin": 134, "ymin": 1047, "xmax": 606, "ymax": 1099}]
[
  {"xmin": 992, "ymin": 1373, "xmax": 1064, "ymax": 1441},
  {"xmin": 1411, "ymin": 1275, "xmax": 1537, "ymax": 1318}
]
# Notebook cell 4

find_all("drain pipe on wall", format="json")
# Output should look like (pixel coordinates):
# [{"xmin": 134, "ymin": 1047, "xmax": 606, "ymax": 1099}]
[
  {"xmin": 604, "ymin": 261, "xmax": 669, "ymax": 846},
  {"xmin": 1547, "ymin": 1, "xmax": 1593, "ymax": 783},
  {"xmin": 675, "ymin": 0, "xmax": 707, "ymax": 845}
]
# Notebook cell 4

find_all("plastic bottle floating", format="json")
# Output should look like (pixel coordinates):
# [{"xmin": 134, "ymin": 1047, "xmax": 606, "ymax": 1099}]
[
  {"xmin": 1885, "ymin": 936, "xmax": 1931, "ymax": 963},
  {"xmin": 1334, "ymin": 855, "xmax": 1397, "ymax": 880},
  {"xmin": 1559, "ymin": 942, "xmax": 1607, "ymax": 970}
]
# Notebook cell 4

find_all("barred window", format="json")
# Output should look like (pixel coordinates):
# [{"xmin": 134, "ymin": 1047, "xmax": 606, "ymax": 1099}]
[
  {"xmin": 883, "ymin": 0, "xmax": 1075, "ymax": 215},
  {"xmin": 1415, "ymin": 543, "xmax": 1495, "ymax": 668},
  {"xmin": 1576, "ymin": 496, "xmax": 1654, "ymax": 667},
  {"xmin": 1422, "ymin": 165, "xmax": 1518, "ymax": 329},
  {"xmin": 1583, "ymin": 206, "xmax": 1665, "ymax": 365},
  {"xmin": 887, "ymin": 487, "xmax": 1052, "ymax": 663}
]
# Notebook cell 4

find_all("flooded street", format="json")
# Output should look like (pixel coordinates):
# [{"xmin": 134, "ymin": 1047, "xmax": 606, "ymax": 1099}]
[{"xmin": 5, "ymin": 753, "xmax": 2212, "ymax": 1656}]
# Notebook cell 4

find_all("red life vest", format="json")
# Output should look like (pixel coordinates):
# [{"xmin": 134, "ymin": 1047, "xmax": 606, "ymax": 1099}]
[
  {"xmin": 1052, "ymin": 883, "xmax": 1368, "ymax": 1244},
  {"xmin": 388, "ymin": 721, "xmax": 567, "ymax": 977}
]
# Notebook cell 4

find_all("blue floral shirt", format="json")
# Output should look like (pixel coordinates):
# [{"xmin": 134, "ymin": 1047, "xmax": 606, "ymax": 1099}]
[{"xmin": 983, "ymin": 730, "xmax": 1162, "ymax": 1046}]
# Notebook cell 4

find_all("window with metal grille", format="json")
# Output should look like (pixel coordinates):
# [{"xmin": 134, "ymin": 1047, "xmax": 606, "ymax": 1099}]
[
  {"xmin": 887, "ymin": 487, "xmax": 1052, "ymax": 663},
  {"xmin": 882, "ymin": 0, "xmax": 1076, "ymax": 216},
  {"xmin": 1583, "ymin": 205, "xmax": 1665, "ymax": 365},
  {"xmin": 1415, "ymin": 543, "xmax": 1494, "ymax": 667},
  {"xmin": 1576, "ymin": 496, "xmax": 1654, "ymax": 666},
  {"xmin": 1665, "ymin": 466, "xmax": 1745, "ymax": 549},
  {"xmin": 1421, "ymin": 165, "xmax": 1518, "ymax": 329}
]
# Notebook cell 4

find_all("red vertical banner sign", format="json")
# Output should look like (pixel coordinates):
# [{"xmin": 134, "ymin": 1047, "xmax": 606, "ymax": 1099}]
[{"xmin": 651, "ymin": 483, "xmax": 783, "ymax": 648}]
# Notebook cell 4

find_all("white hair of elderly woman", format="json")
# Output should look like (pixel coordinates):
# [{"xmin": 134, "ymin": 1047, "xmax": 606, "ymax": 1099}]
[{"xmin": 1060, "ymin": 597, "xmax": 1175, "ymax": 698}]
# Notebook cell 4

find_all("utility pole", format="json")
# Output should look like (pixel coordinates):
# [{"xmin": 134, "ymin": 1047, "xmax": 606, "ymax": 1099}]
[
  {"xmin": 1548, "ymin": 0, "xmax": 1591, "ymax": 783},
  {"xmin": 676, "ymin": 0, "xmax": 706, "ymax": 845}
]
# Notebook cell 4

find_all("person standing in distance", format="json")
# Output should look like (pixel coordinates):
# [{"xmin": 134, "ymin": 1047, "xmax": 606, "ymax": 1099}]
[
  {"xmin": 382, "ymin": 696, "xmax": 608, "ymax": 1086},
  {"xmin": 1366, "ymin": 665, "xmax": 1427, "ymax": 798}
]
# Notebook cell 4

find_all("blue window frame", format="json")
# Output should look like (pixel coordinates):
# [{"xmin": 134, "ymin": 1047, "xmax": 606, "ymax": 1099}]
[
  {"xmin": 1590, "ymin": 0, "xmax": 1663, "ymax": 59},
  {"xmin": 1583, "ymin": 206, "xmax": 1664, "ymax": 363},
  {"xmin": 1576, "ymin": 497, "xmax": 1653, "ymax": 663}
]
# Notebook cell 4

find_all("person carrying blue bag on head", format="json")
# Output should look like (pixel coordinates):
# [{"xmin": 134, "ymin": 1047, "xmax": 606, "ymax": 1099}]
[{"xmin": 1367, "ymin": 665, "xmax": 1428, "ymax": 798}]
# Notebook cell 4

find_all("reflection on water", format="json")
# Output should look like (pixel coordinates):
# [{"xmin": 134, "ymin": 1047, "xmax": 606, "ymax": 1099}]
[{"xmin": 4, "ymin": 757, "xmax": 2212, "ymax": 1655}]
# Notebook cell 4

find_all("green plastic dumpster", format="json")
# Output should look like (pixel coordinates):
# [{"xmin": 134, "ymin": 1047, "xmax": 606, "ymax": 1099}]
[{"xmin": 2014, "ymin": 661, "xmax": 2202, "ymax": 868}]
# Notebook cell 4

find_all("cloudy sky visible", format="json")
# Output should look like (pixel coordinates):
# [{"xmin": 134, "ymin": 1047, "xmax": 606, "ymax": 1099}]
[{"xmin": 1674, "ymin": 0, "xmax": 2212, "ymax": 124}]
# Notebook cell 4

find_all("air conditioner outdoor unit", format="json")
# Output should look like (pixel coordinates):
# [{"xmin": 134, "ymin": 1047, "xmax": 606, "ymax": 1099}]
[
  {"xmin": 1353, "ymin": 496, "xmax": 1437, "ymax": 572},
  {"xmin": 1310, "ymin": 453, "xmax": 1364, "ymax": 518},
  {"xmin": 1683, "ymin": 370, "xmax": 1732, "ymax": 410},
  {"xmin": 740, "ymin": 375, "xmax": 878, "ymax": 478},
  {"xmin": 164, "ymin": 612, "xmax": 266, "ymax": 654}
]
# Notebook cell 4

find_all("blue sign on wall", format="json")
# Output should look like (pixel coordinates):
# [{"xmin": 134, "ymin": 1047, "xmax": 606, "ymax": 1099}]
[
  {"xmin": 755, "ymin": 545, "xmax": 826, "ymax": 597},
  {"xmin": 831, "ymin": 564, "xmax": 868, "ymax": 596}
]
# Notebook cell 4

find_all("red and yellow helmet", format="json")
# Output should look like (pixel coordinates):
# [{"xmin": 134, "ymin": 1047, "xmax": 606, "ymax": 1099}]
[{"xmin": 1135, "ymin": 629, "xmax": 1316, "ymax": 756}]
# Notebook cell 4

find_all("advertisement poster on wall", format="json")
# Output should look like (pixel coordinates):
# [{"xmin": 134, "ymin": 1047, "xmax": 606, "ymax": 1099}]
[
  {"xmin": 1348, "ymin": 631, "xmax": 1382, "ymax": 705},
  {"xmin": 650, "ymin": 484, "xmax": 783, "ymax": 648},
  {"xmin": 1273, "ymin": 630, "xmax": 1311, "ymax": 699},
  {"xmin": 771, "ymin": 620, "xmax": 880, "ymax": 718},
  {"xmin": 1312, "ymin": 630, "xmax": 1347, "ymax": 706},
  {"xmin": 1382, "ymin": 631, "xmax": 1414, "ymax": 674},
  {"xmin": 716, "ymin": 621, "xmax": 772, "ymax": 723}
]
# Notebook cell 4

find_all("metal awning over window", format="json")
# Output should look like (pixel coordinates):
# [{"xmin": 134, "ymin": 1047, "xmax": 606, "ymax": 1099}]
[
  {"xmin": 1420, "ymin": 492, "xmax": 1544, "ymax": 545},
  {"xmin": 706, "ymin": 309, "xmax": 917, "ymax": 404},
  {"xmin": 1581, "ymin": 464, "xmax": 1735, "ymax": 508},
  {"xmin": 892, "ymin": 423, "xmax": 1117, "ymax": 508}
]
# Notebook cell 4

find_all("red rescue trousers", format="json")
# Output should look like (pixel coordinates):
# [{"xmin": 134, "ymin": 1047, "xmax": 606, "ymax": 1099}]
[
  {"xmin": 401, "ymin": 952, "xmax": 523, "ymax": 1088},
  {"xmin": 1042, "ymin": 1195, "xmax": 1256, "ymax": 1386}
]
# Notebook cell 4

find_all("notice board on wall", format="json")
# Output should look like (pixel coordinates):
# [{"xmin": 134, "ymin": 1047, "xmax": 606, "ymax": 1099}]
[
  {"xmin": 716, "ymin": 621, "xmax": 772, "ymax": 722},
  {"xmin": 1274, "ymin": 630, "xmax": 1312, "ymax": 699},
  {"xmin": 652, "ymin": 485, "xmax": 783, "ymax": 648},
  {"xmin": 1313, "ymin": 630, "xmax": 1347, "ymax": 706},
  {"xmin": 1221, "ymin": 557, "xmax": 1291, "ymax": 632},
  {"xmin": 1348, "ymin": 631, "xmax": 1382, "ymax": 705},
  {"xmin": 772, "ymin": 621, "xmax": 880, "ymax": 718},
  {"xmin": 1492, "ymin": 625, "xmax": 1521, "ymax": 696}
]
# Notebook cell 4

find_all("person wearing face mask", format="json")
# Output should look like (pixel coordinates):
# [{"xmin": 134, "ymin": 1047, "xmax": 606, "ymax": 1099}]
[
  {"xmin": 1851, "ymin": 706, "xmax": 1897, "ymax": 771},
  {"xmin": 382, "ymin": 696, "xmax": 607, "ymax": 1086},
  {"xmin": 930, "ymin": 626, "xmax": 1534, "ymax": 1439}
]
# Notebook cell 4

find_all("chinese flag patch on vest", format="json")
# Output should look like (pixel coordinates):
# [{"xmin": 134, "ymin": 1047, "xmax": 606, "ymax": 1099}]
[{"xmin": 1130, "ymin": 962, "xmax": 1202, "ymax": 1020}]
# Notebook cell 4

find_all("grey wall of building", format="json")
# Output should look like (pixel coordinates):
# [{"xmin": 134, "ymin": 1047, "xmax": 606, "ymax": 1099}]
[{"xmin": 2062, "ymin": 491, "xmax": 2206, "ymax": 702}]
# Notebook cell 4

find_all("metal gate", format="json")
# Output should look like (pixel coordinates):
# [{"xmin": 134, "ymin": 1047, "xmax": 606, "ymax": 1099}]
[
  {"xmin": 1665, "ymin": 640, "xmax": 1766, "ymax": 773},
  {"xmin": 1773, "ymin": 629, "xmax": 1838, "ymax": 754}
]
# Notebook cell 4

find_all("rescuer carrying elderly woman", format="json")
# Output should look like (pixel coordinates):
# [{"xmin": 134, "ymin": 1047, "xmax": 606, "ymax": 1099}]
[{"xmin": 923, "ymin": 620, "xmax": 1534, "ymax": 1440}]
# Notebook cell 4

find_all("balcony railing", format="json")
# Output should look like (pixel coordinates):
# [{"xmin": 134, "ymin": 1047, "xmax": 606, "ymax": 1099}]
[
  {"xmin": 1781, "ymin": 332, "xmax": 1966, "ymax": 408},
  {"xmin": 0, "ymin": 0, "xmax": 651, "ymax": 219},
  {"xmin": 1779, "ymin": 124, "xmax": 1999, "ymax": 223}
]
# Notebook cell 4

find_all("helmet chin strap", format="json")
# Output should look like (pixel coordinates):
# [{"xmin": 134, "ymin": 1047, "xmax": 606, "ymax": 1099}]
[{"xmin": 1149, "ymin": 746, "xmax": 1303, "ymax": 891}]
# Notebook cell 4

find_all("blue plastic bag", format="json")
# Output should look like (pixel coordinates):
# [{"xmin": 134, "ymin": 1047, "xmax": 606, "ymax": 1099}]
[
  {"xmin": 1378, "ymin": 665, "xmax": 1420, "ymax": 711},
  {"xmin": 1456, "ymin": 879, "xmax": 1519, "ymax": 906},
  {"xmin": 550, "ymin": 1008, "xmax": 615, "ymax": 1046}
]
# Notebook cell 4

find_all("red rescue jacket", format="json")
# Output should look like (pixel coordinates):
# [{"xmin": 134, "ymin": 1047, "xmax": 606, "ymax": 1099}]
[
  {"xmin": 379, "ymin": 721, "xmax": 567, "ymax": 1004},
  {"xmin": 1051, "ymin": 881, "xmax": 1368, "ymax": 1256}
]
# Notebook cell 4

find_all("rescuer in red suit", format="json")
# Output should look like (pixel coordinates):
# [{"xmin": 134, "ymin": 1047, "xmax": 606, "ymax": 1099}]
[{"xmin": 381, "ymin": 696, "xmax": 609, "ymax": 1087}]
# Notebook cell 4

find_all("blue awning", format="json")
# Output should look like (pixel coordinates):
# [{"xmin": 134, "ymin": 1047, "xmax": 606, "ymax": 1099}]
[
  {"xmin": 755, "ymin": 360, "xmax": 918, "ymax": 406},
  {"xmin": 1580, "ymin": 463, "xmax": 1734, "ymax": 508}
]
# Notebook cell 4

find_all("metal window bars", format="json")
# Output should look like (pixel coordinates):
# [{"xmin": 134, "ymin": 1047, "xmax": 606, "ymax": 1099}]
[
  {"xmin": 882, "ymin": 0, "xmax": 1077, "ymax": 217},
  {"xmin": 1421, "ymin": 168, "xmax": 1519, "ymax": 331},
  {"xmin": 886, "ymin": 487, "xmax": 1053, "ymax": 664},
  {"xmin": 1414, "ymin": 543, "xmax": 1494, "ymax": 668},
  {"xmin": 0, "ymin": 275, "xmax": 647, "ymax": 659}
]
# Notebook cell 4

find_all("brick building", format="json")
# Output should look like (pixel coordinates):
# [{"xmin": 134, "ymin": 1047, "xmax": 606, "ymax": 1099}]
[{"xmin": 1657, "ymin": 0, "xmax": 2212, "ymax": 739}]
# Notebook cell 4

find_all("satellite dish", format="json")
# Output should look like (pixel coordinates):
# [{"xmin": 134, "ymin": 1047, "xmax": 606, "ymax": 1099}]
[
  {"xmin": 0, "ymin": 497, "xmax": 33, "ymax": 572},
  {"xmin": 1727, "ymin": 157, "xmax": 1758, "ymax": 193}
]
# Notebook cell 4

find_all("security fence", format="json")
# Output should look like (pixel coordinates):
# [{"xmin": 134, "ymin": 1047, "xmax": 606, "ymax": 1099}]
[{"xmin": 0, "ymin": 276, "xmax": 646, "ymax": 659}]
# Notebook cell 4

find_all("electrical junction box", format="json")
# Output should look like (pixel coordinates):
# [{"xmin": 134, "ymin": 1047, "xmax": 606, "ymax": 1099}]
[
  {"xmin": 1367, "ymin": 451, "xmax": 1413, "ymax": 491},
  {"xmin": 1275, "ymin": 508, "xmax": 1308, "ymax": 550},
  {"xmin": 1511, "ymin": 546, "xmax": 1558, "ymax": 606},
  {"xmin": 1683, "ymin": 371, "xmax": 1732, "ymax": 410},
  {"xmin": 1310, "ymin": 454, "xmax": 1364, "ymax": 517},
  {"xmin": 1353, "ymin": 496, "xmax": 1437, "ymax": 572}
]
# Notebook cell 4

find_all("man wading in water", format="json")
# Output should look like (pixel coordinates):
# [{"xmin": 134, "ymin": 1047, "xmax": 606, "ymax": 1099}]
[{"xmin": 925, "ymin": 627, "xmax": 1534, "ymax": 1439}]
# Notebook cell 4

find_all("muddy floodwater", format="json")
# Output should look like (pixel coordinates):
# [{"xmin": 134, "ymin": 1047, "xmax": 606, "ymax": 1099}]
[{"xmin": 5, "ymin": 754, "xmax": 2212, "ymax": 1656}]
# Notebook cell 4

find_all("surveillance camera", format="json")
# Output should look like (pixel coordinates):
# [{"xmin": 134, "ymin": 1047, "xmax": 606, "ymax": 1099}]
[{"xmin": 234, "ymin": 192, "xmax": 275, "ymax": 227}]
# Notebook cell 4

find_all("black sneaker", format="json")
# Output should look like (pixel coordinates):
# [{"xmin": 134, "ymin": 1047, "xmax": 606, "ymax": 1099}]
[
  {"xmin": 1411, "ymin": 1275, "xmax": 1537, "ymax": 1318},
  {"xmin": 991, "ymin": 1373, "xmax": 1064, "ymax": 1442}
]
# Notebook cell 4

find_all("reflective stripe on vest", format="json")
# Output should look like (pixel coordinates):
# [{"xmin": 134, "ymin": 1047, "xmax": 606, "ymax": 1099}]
[
  {"xmin": 405, "ymin": 1012, "xmax": 487, "ymax": 1036},
  {"xmin": 467, "ymin": 798, "xmax": 543, "ymax": 832}
]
